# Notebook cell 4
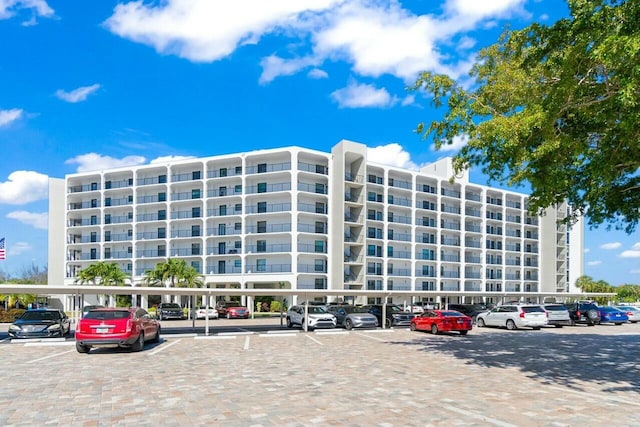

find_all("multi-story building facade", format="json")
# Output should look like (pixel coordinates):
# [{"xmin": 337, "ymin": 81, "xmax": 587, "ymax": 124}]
[{"xmin": 48, "ymin": 140, "xmax": 583, "ymax": 309}]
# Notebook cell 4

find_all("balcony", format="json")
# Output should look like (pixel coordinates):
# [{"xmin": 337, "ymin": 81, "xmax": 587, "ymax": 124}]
[{"xmin": 245, "ymin": 264, "xmax": 292, "ymax": 273}]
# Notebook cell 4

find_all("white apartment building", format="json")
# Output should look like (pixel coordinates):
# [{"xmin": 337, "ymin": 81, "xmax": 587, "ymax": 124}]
[{"xmin": 47, "ymin": 140, "xmax": 583, "ymax": 308}]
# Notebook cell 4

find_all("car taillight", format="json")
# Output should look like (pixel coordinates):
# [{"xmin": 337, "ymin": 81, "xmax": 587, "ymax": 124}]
[
  {"xmin": 576, "ymin": 310, "xmax": 581, "ymax": 317},
  {"xmin": 126, "ymin": 319, "xmax": 133, "ymax": 332},
  {"xmin": 76, "ymin": 320, "xmax": 83, "ymax": 333},
  {"xmin": 519, "ymin": 311, "xmax": 525, "ymax": 318}
]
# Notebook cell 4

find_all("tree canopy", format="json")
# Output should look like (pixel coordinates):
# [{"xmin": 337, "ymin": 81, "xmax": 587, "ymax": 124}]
[{"xmin": 413, "ymin": 0, "xmax": 640, "ymax": 232}]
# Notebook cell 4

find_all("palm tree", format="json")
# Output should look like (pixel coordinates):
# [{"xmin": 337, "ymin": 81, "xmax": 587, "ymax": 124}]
[
  {"xmin": 75, "ymin": 262, "xmax": 130, "ymax": 306},
  {"xmin": 144, "ymin": 258, "xmax": 200, "ymax": 308},
  {"xmin": 0, "ymin": 292, "xmax": 37, "ymax": 309},
  {"xmin": 176, "ymin": 265, "xmax": 204, "ymax": 327}
]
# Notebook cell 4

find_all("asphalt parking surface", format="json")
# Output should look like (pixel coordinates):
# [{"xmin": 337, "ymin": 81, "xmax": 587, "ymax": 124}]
[{"xmin": 0, "ymin": 319, "xmax": 639, "ymax": 426}]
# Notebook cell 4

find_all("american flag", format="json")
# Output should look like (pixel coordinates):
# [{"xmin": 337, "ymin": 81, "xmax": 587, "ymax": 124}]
[{"xmin": 0, "ymin": 237, "xmax": 5, "ymax": 260}]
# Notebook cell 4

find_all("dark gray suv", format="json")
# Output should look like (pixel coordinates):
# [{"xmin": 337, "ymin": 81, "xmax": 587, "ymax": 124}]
[{"xmin": 564, "ymin": 302, "xmax": 601, "ymax": 326}]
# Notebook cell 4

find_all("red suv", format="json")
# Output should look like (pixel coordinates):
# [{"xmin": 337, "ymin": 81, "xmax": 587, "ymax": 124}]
[{"xmin": 75, "ymin": 307, "xmax": 160, "ymax": 353}]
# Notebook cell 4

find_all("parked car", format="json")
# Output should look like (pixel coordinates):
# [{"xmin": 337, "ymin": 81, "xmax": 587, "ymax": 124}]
[
  {"xmin": 82, "ymin": 305, "xmax": 104, "ymax": 318},
  {"xmin": 326, "ymin": 305, "xmax": 378, "ymax": 330},
  {"xmin": 598, "ymin": 306, "xmax": 629, "ymax": 325},
  {"xmin": 614, "ymin": 305, "xmax": 640, "ymax": 323},
  {"xmin": 75, "ymin": 307, "xmax": 160, "ymax": 353},
  {"xmin": 286, "ymin": 305, "xmax": 336, "ymax": 330},
  {"xmin": 191, "ymin": 306, "xmax": 218, "ymax": 320},
  {"xmin": 156, "ymin": 302, "xmax": 185, "ymax": 320},
  {"xmin": 476, "ymin": 304, "xmax": 548, "ymax": 330},
  {"xmin": 447, "ymin": 303, "xmax": 492, "ymax": 323},
  {"xmin": 410, "ymin": 310, "xmax": 473, "ymax": 335},
  {"xmin": 8, "ymin": 308, "xmax": 71, "ymax": 339},
  {"xmin": 564, "ymin": 302, "xmax": 601, "ymax": 326},
  {"xmin": 363, "ymin": 304, "xmax": 415, "ymax": 328},
  {"xmin": 543, "ymin": 304, "xmax": 572, "ymax": 328},
  {"xmin": 216, "ymin": 301, "xmax": 250, "ymax": 319},
  {"xmin": 403, "ymin": 301, "xmax": 436, "ymax": 314}
]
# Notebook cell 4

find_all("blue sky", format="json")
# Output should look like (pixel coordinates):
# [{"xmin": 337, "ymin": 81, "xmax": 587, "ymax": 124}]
[{"xmin": 0, "ymin": 0, "xmax": 638, "ymax": 284}]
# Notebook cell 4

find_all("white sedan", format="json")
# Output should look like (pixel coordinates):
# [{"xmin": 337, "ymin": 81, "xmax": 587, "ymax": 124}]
[
  {"xmin": 192, "ymin": 306, "xmax": 219, "ymax": 320},
  {"xmin": 614, "ymin": 306, "xmax": 640, "ymax": 323}
]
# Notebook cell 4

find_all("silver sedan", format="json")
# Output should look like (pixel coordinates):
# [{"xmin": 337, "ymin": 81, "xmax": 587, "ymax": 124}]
[{"xmin": 327, "ymin": 305, "xmax": 379, "ymax": 330}]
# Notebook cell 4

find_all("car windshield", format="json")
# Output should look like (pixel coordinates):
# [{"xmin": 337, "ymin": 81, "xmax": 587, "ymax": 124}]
[
  {"xmin": 84, "ymin": 310, "xmax": 131, "ymax": 320},
  {"xmin": 387, "ymin": 305, "xmax": 403, "ymax": 313},
  {"xmin": 20, "ymin": 311, "xmax": 60, "ymax": 321},
  {"xmin": 342, "ymin": 306, "xmax": 368, "ymax": 314},
  {"xmin": 308, "ymin": 306, "xmax": 327, "ymax": 314},
  {"xmin": 225, "ymin": 302, "xmax": 241, "ymax": 307},
  {"xmin": 544, "ymin": 305, "xmax": 567, "ymax": 311},
  {"xmin": 442, "ymin": 311, "xmax": 465, "ymax": 317},
  {"xmin": 162, "ymin": 303, "xmax": 181, "ymax": 309}
]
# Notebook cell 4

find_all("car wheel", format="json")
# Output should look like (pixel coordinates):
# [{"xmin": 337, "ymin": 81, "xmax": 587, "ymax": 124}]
[
  {"xmin": 615, "ymin": 323, "xmax": 622, "ymax": 326},
  {"xmin": 76, "ymin": 342, "xmax": 90, "ymax": 354},
  {"xmin": 532, "ymin": 327, "xmax": 541, "ymax": 330},
  {"xmin": 286, "ymin": 317, "xmax": 292, "ymax": 328},
  {"xmin": 460, "ymin": 330, "xmax": 468, "ymax": 336},
  {"xmin": 384, "ymin": 318, "xmax": 391, "ymax": 328},
  {"xmin": 506, "ymin": 319, "xmax": 517, "ymax": 330},
  {"xmin": 476, "ymin": 318, "xmax": 485, "ymax": 327},
  {"xmin": 132, "ymin": 332, "xmax": 145, "ymax": 352},
  {"xmin": 150, "ymin": 326, "xmax": 161, "ymax": 343},
  {"xmin": 431, "ymin": 324, "xmax": 439, "ymax": 335},
  {"xmin": 345, "ymin": 319, "xmax": 354, "ymax": 330},
  {"xmin": 410, "ymin": 322, "xmax": 416, "ymax": 332}
]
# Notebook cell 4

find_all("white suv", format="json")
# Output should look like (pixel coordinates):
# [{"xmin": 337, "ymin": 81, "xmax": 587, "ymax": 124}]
[
  {"xmin": 286, "ymin": 305, "xmax": 337, "ymax": 330},
  {"xmin": 476, "ymin": 304, "xmax": 548, "ymax": 330}
]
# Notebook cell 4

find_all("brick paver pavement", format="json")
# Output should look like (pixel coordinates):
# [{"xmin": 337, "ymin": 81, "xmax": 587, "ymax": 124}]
[{"xmin": 0, "ymin": 321, "xmax": 638, "ymax": 426}]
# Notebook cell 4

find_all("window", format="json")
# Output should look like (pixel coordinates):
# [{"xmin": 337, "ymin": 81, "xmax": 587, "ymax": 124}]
[
  {"xmin": 90, "ymin": 248, "xmax": 97, "ymax": 259},
  {"xmin": 192, "ymin": 171, "xmax": 201, "ymax": 180},
  {"xmin": 387, "ymin": 229, "xmax": 394, "ymax": 240},
  {"xmin": 91, "ymin": 182, "xmax": 98, "ymax": 191},
  {"xmin": 315, "ymin": 202, "xmax": 326, "ymax": 214},
  {"xmin": 90, "ymin": 215, "xmax": 98, "ymax": 225},
  {"xmin": 104, "ymin": 248, "xmax": 111, "ymax": 259},
  {"xmin": 234, "ymin": 241, "xmax": 242, "ymax": 249},
  {"xmin": 387, "ymin": 246, "xmax": 393, "ymax": 257},
  {"xmin": 234, "ymin": 222, "xmax": 242, "ymax": 231},
  {"xmin": 314, "ymin": 259, "xmax": 325, "ymax": 272},
  {"xmin": 104, "ymin": 214, "xmax": 111, "ymax": 225},
  {"xmin": 257, "ymin": 202, "xmax": 267, "ymax": 213},
  {"xmin": 314, "ymin": 278, "xmax": 325, "ymax": 289},
  {"xmin": 218, "ymin": 224, "xmax": 226, "ymax": 236},
  {"xmin": 158, "ymin": 175, "xmax": 167, "ymax": 184},
  {"xmin": 192, "ymin": 207, "xmax": 201, "ymax": 218},
  {"xmin": 234, "ymin": 259, "xmax": 241, "ymax": 268},
  {"xmin": 218, "ymin": 242, "xmax": 226, "ymax": 254},
  {"xmin": 235, "ymin": 203, "xmax": 242, "ymax": 212},
  {"xmin": 90, "ymin": 232, "xmax": 97, "ymax": 243},
  {"xmin": 191, "ymin": 225, "xmax": 200, "ymax": 237},
  {"xmin": 158, "ymin": 245, "xmax": 166, "ymax": 257},
  {"xmin": 158, "ymin": 210, "xmax": 166, "ymax": 220},
  {"xmin": 158, "ymin": 192, "xmax": 166, "ymax": 202},
  {"xmin": 257, "ymin": 240, "xmax": 266, "ymax": 252},
  {"xmin": 256, "ymin": 259, "xmax": 266, "ymax": 272},
  {"xmin": 257, "ymin": 163, "xmax": 267, "ymax": 173},
  {"xmin": 105, "ymin": 181, "xmax": 111, "ymax": 189},
  {"xmin": 191, "ymin": 243, "xmax": 200, "ymax": 255},
  {"xmin": 219, "ymin": 167, "xmax": 227, "ymax": 177},
  {"xmin": 314, "ymin": 240, "xmax": 325, "ymax": 253},
  {"xmin": 157, "ymin": 227, "xmax": 166, "ymax": 239},
  {"xmin": 90, "ymin": 199, "xmax": 97, "ymax": 208},
  {"xmin": 257, "ymin": 182, "xmax": 267, "ymax": 193},
  {"xmin": 257, "ymin": 221, "xmax": 267, "ymax": 233},
  {"xmin": 235, "ymin": 184, "xmax": 242, "ymax": 194},
  {"xmin": 315, "ymin": 183, "xmax": 326, "ymax": 194},
  {"xmin": 219, "ymin": 205, "xmax": 227, "ymax": 216},
  {"xmin": 104, "ymin": 231, "xmax": 111, "ymax": 242},
  {"xmin": 104, "ymin": 197, "xmax": 112, "ymax": 207},
  {"xmin": 127, "ymin": 229, "xmax": 133, "ymax": 238},
  {"xmin": 315, "ymin": 221, "xmax": 325, "ymax": 233},
  {"xmin": 235, "ymin": 166, "xmax": 242, "ymax": 174},
  {"xmin": 218, "ymin": 187, "xmax": 226, "ymax": 196}
]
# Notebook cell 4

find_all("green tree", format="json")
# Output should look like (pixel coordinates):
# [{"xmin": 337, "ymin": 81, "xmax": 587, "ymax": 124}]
[
  {"xmin": 75, "ymin": 262, "xmax": 129, "ymax": 305},
  {"xmin": 413, "ymin": 0, "xmax": 640, "ymax": 233},
  {"xmin": 144, "ymin": 258, "xmax": 201, "ymax": 310},
  {"xmin": 575, "ymin": 275, "xmax": 615, "ymax": 304},
  {"xmin": 615, "ymin": 284, "xmax": 640, "ymax": 302}
]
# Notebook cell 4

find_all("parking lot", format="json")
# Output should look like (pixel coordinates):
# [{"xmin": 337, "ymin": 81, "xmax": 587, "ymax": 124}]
[{"xmin": 0, "ymin": 319, "xmax": 639, "ymax": 426}]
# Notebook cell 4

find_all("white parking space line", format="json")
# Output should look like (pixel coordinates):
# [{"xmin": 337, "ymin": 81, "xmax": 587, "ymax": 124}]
[
  {"xmin": 363, "ymin": 329, "xmax": 395, "ymax": 333},
  {"xmin": 441, "ymin": 404, "xmax": 517, "ymax": 427},
  {"xmin": 217, "ymin": 331, "xmax": 253, "ymax": 336},
  {"xmin": 25, "ymin": 341, "xmax": 75, "ymax": 347},
  {"xmin": 547, "ymin": 385, "xmax": 640, "ymax": 407},
  {"xmin": 148, "ymin": 338, "xmax": 181, "ymax": 356},
  {"xmin": 243, "ymin": 335, "xmax": 250, "ymax": 350},
  {"xmin": 265, "ymin": 330, "xmax": 298, "ymax": 334},
  {"xmin": 166, "ymin": 333, "xmax": 197, "ymax": 338},
  {"xmin": 259, "ymin": 333, "xmax": 297, "ymax": 338},
  {"xmin": 12, "ymin": 337, "xmax": 66, "ymax": 344},
  {"xmin": 195, "ymin": 335, "xmax": 236, "ymax": 340},
  {"xmin": 26, "ymin": 349, "xmax": 75, "ymax": 364},
  {"xmin": 354, "ymin": 332, "xmax": 387, "ymax": 342},
  {"xmin": 305, "ymin": 334, "xmax": 323, "ymax": 346}
]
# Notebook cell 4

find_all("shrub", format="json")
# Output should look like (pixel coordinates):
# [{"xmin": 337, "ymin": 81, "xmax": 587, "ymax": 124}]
[{"xmin": 0, "ymin": 308, "xmax": 26, "ymax": 323}]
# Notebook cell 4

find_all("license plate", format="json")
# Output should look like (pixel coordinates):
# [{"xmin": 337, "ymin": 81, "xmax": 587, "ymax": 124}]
[{"xmin": 96, "ymin": 328, "xmax": 109, "ymax": 333}]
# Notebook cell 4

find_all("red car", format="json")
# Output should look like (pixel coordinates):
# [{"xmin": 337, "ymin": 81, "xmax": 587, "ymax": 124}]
[
  {"xmin": 75, "ymin": 307, "xmax": 161, "ymax": 353},
  {"xmin": 216, "ymin": 301, "xmax": 250, "ymax": 319},
  {"xmin": 410, "ymin": 309, "xmax": 473, "ymax": 335}
]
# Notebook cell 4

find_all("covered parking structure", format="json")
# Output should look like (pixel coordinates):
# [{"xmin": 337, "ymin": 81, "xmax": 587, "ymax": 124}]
[{"xmin": 0, "ymin": 283, "xmax": 616, "ymax": 332}]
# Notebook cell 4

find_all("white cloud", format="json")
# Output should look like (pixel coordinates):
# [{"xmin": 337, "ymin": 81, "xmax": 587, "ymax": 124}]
[
  {"xmin": 620, "ymin": 250, "xmax": 640, "ymax": 259},
  {"xmin": 600, "ymin": 242, "xmax": 622, "ymax": 250},
  {"xmin": 0, "ymin": 108, "xmax": 23, "ymax": 127},
  {"xmin": 6, "ymin": 241, "xmax": 32, "ymax": 256},
  {"xmin": 632, "ymin": 242, "xmax": 640, "ymax": 250},
  {"xmin": 150, "ymin": 155, "xmax": 196, "ymax": 164},
  {"xmin": 586, "ymin": 260, "xmax": 602, "ymax": 266},
  {"xmin": 434, "ymin": 134, "xmax": 468, "ymax": 152},
  {"xmin": 308, "ymin": 68, "xmax": 329, "ymax": 79},
  {"xmin": 584, "ymin": 248, "xmax": 590, "ymax": 253},
  {"xmin": 401, "ymin": 95, "xmax": 415, "ymax": 106},
  {"xmin": 0, "ymin": 171, "xmax": 49, "ymax": 204},
  {"xmin": 6, "ymin": 211, "xmax": 48, "ymax": 230},
  {"xmin": 331, "ymin": 81, "xmax": 397, "ymax": 108},
  {"xmin": 630, "ymin": 269, "xmax": 640, "ymax": 274},
  {"xmin": 0, "ymin": 0, "xmax": 54, "ymax": 22},
  {"xmin": 367, "ymin": 143, "xmax": 419, "ymax": 170},
  {"xmin": 65, "ymin": 153, "xmax": 146, "ymax": 172},
  {"xmin": 103, "ymin": 0, "xmax": 529, "ymax": 87},
  {"xmin": 55, "ymin": 84, "xmax": 101, "ymax": 103}
]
